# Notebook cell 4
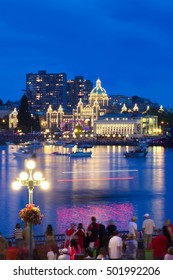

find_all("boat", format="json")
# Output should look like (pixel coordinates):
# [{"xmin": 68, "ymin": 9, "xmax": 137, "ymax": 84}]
[
  {"xmin": 63, "ymin": 142, "xmax": 76, "ymax": 148},
  {"xmin": 27, "ymin": 140, "xmax": 43, "ymax": 150},
  {"xmin": 123, "ymin": 144, "xmax": 148, "ymax": 158},
  {"xmin": 52, "ymin": 151, "xmax": 69, "ymax": 156},
  {"xmin": 54, "ymin": 140, "xmax": 63, "ymax": 146},
  {"xmin": 45, "ymin": 139, "xmax": 55, "ymax": 145},
  {"xmin": 77, "ymin": 143, "xmax": 94, "ymax": 149},
  {"xmin": 13, "ymin": 147, "xmax": 35, "ymax": 159},
  {"xmin": 69, "ymin": 148, "xmax": 92, "ymax": 158}
]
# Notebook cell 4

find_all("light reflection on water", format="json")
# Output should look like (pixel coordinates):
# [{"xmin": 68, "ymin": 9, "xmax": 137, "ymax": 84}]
[
  {"xmin": 56, "ymin": 203, "xmax": 134, "ymax": 233},
  {"xmin": 0, "ymin": 144, "xmax": 173, "ymax": 237}
]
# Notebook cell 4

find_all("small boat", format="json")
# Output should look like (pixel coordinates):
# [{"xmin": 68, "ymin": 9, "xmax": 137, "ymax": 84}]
[
  {"xmin": 54, "ymin": 140, "xmax": 63, "ymax": 146},
  {"xmin": 69, "ymin": 148, "xmax": 92, "ymax": 158},
  {"xmin": 63, "ymin": 142, "xmax": 76, "ymax": 148},
  {"xmin": 123, "ymin": 144, "xmax": 148, "ymax": 158},
  {"xmin": 52, "ymin": 151, "xmax": 69, "ymax": 156},
  {"xmin": 27, "ymin": 140, "xmax": 43, "ymax": 150},
  {"xmin": 13, "ymin": 148, "xmax": 35, "ymax": 159},
  {"xmin": 45, "ymin": 140, "xmax": 55, "ymax": 145},
  {"xmin": 77, "ymin": 143, "xmax": 94, "ymax": 149}
]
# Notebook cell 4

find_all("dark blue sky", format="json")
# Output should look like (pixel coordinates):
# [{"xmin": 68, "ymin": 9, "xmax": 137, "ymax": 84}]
[{"xmin": 0, "ymin": 0, "xmax": 173, "ymax": 107}]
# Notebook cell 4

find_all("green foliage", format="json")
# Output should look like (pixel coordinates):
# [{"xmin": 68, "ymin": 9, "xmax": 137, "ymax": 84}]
[
  {"xmin": 0, "ymin": 116, "xmax": 8, "ymax": 129},
  {"xmin": 74, "ymin": 123, "xmax": 83, "ymax": 136},
  {"xmin": 17, "ymin": 94, "xmax": 33, "ymax": 133},
  {"xmin": 32, "ymin": 114, "xmax": 41, "ymax": 132}
]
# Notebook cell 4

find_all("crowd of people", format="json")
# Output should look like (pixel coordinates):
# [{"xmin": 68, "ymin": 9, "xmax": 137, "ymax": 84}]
[{"xmin": 0, "ymin": 214, "xmax": 173, "ymax": 260}]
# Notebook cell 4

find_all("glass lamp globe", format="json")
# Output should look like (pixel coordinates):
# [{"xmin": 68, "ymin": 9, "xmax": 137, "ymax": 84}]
[
  {"xmin": 26, "ymin": 159, "xmax": 36, "ymax": 170},
  {"xmin": 40, "ymin": 180, "xmax": 49, "ymax": 190},
  {"xmin": 33, "ymin": 171, "xmax": 42, "ymax": 181},
  {"xmin": 19, "ymin": 171, "xmax": 29, "ymax": 181},
  {"xmin": 12, "ymin": 181, "xmax": 22, "ymax": 190}
]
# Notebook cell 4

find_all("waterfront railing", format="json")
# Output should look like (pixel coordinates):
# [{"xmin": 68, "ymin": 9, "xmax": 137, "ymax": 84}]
[{"xmin": 6, "ymin": 229, "xmax": 160, "ymax": 246}]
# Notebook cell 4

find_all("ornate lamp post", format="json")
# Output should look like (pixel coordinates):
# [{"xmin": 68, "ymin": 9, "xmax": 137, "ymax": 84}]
[{"xmin": 12, "ymin": 159, "xmax": 49, "ymax": 260}]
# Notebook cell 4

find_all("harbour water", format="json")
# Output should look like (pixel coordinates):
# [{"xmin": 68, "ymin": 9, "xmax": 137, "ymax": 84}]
[{"xmin": 0, "ymin": 144, "xmax": 173, "ymax": 237}]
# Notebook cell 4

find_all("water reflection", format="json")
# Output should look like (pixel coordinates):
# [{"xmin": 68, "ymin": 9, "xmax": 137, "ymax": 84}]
[
  {"xmin": 0, "ymin": 145, "xmax": 173, "ymax": 236},
  {"xmin": 56, "ymin": 203, "xmax": 134, "ymax": 234}
]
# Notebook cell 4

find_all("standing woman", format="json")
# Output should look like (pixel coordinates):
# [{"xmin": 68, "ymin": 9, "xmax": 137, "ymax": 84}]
[
  {"xmin": 69, "ymin": 238, "xmax": 81, "ymax": 260},
  {"xmin": 75, "ymin": 223, "xmax": 86, "ymax": 252},
  {"xmin": 13, "ymin": 223, "xmax": 24, "ymax": 248},
  {"xmin": 45, "ymin": 224, "xmax": 55, "ymax": 247}
]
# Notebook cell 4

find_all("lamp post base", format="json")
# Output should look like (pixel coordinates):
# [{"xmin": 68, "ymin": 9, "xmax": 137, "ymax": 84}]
[{"xmin": 29, "ymin": 222, "xmax": 33, "ymax": 260}]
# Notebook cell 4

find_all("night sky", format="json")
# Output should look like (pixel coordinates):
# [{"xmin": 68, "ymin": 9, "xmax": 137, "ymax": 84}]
[{"xmin": 0, "ymin": 0, "xmax": 173, "ymax": 107}]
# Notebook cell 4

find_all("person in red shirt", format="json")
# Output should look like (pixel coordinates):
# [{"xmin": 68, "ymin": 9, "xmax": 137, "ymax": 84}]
[
  {"xmin": 64, "ymin": 223, "xmax": 76, "ymax": 249},
  {"xmin": 151, "ymin": 230, "xmax": 168, "ymax": 259},
  {"xmin": 75, "ymin": 223, "xmax": 86, "ymax": 252},
  {"xmin": 69, "ymin": 238, "xmax": 81, "ymax": 260}
]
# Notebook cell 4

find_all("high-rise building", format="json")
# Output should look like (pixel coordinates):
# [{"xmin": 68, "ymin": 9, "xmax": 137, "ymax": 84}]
[
  {"xmin": 67, "ymin": 76, "xmax": 93, "ymax": 110},
  {"xmin": 26, "ymin": 70, "xmax": 67, "ymax": 112}
]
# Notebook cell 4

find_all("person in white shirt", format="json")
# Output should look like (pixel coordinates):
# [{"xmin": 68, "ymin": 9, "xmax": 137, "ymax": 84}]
[
  {"xmin": 58, "ymin": 248, "xmax": 70, "ymax": 260},
  {"xmin": 108, "ymin": 230, "xmax": 122, "ymax": 259},
  {"xmin": 13, "ymin": 223, "xmax": 24, "ymax": 248},
  {"xmin": 47, "ymin": 247, "xmax": 57, "ymax": 260},
  {"xmin": 142, "ymin": 213, "xmax": 155, "ymax": 249},
  {"xmin": 128, "ymin": 217, "xmax": 138, "ymax": 239}
]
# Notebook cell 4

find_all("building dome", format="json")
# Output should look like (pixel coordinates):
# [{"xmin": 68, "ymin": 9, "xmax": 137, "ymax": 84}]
[
  {"xmin": 90, "ymin": 78, "xmax": 107, "ymax": 96},
  {"xmin": 89, "ymin": 78, "xmax": 109, "ymax": 107}
]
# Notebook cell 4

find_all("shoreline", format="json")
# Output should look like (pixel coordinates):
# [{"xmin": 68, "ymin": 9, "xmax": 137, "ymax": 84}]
[{"xmin": 0, "ymin": 132, "xmax": 173, "ymax": 147}]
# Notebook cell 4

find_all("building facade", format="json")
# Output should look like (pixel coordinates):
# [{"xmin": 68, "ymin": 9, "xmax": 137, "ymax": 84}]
[
  {"xmin": 46, "ymin": 98, "xmax": 106, "ymax": 132},
  {"xmin": 26, "ymin": 70, "xmax": 67, "ymax": 112},
  {"xmin": 46, "ymin": 78, "xmax": 108, "ymax": 132},
  {"xmin": 67, "ymin": 76, "xmax": 93, "ymax": 110},
  {"xmin": 94, "ymin": 113, "xmax": 158, "ymax": 137},
  {"xmin": 9, "ymin": 108, "xmax": 18, "ymax": 129}
]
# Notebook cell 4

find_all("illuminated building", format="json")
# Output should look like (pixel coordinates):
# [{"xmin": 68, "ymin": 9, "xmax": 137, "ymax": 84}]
[
  {"xmin": 89, "ymin": 78, "xmax": 109, "ymax": 107},
  {"xmin": 46, "ymin": 98, "xmax": 106, "ymax": 131},
  {"xmin": 9, "ymin": 77, "xmax": 160, "ymax": 137},
  {"xmin": 67, "ymin": 76, "xmax": 93, "ymax": 109},
  {"xmin": 46, "ymin": 104, "xmax": 72, "ymax": 131},
  {"xmin": 72, "ymin": 98, "xmax": 106, "ymax": 129},
  {"xmin": 46, "ymin": 78, "xmax": 108, "ymax": 131},
  {"xmin": 26, "ymin": 70, "xmax": 67, "ymax": 112},
  {"xmin": 94, "ymin": 113, "xmax": 158, "ymax": 137},
  {"xmin": 9, "ymin": 108, "xmax": 18, "ymax": 129}
]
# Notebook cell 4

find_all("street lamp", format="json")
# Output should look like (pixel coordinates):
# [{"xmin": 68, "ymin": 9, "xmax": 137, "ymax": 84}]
[{"xmin": 12, "ymin": 159, "xmax": 49, "ymax": 260}]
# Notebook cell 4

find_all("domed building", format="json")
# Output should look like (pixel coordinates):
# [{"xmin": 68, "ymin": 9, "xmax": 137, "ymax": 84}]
[{"xmin": 89, "ymin": 78, "xmax": 109, "ymax": 107}]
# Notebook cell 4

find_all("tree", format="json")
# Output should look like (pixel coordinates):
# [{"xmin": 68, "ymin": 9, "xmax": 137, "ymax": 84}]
[
  {"xmin": 31, "ymin": 114, "xmax": 41, "ymax": 132},
  {"xmin": 74, "ymin": 123, "xmax": 84, "ymax": 137},
  {"xmin": 17, "ymin": 94, "xmax": 33, "ymax": 133},
  {"xmin": 0, "ymin": 116, "xmax": 8, "ymax": 129}
]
